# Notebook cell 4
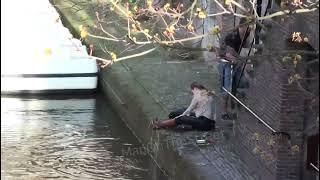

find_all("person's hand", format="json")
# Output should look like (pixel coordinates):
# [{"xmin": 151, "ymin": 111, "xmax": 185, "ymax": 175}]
[
  {"xmin": 226, "ymin": 52, "xmax": 237, "ymax": 64},
  {"xmin": 226, "ymin": 53, "xmax": 237, "ymax": 64},
  {"xmin": 252, "ymin": 48, "xmax": 258, "ymax": 54}
]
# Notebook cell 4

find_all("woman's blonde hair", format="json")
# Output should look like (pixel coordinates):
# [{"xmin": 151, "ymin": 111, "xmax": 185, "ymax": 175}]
[{"xmin": 190, "ymin": 82, "xmax": 216, "ymax": 96}]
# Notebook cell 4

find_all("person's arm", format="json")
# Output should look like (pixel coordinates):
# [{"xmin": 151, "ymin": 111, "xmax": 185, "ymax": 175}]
[
  {"xmin": 225, "ymin": 46, "xmax": 238, "ymax": 64},
  {"xmin": 175, "ymin": 95, "xmax": 198, "ymax": 119},
  {"xmin": 174, "ymin": 97, "xmax": 197, "ymax": 119}
]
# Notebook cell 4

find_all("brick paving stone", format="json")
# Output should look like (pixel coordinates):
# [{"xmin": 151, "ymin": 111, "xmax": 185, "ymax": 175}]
[{"xmin": 122, "ymin": 56, "xmax": 257, "ymax": 180}]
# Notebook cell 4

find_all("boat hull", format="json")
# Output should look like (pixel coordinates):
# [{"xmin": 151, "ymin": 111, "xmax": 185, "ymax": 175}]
[
  {"xmin": 1, "ymin": 0, "xmax": 99, "ymax": 95},
  {"xmin": 1, "ymin": 75, "xmax": 98, "ymax": 94},
  {"xmin": 1, "ymin": 58, "xmax": 99, "ymax": 94}
]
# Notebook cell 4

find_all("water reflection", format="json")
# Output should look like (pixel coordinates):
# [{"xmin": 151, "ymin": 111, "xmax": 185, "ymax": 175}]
[{"xmin": 1, "ymin": 94, "xmax": 166, "ymax": 180}]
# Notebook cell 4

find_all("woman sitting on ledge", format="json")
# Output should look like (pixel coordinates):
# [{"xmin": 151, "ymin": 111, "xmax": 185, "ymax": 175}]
[{"xmin": 152, "ymin": 82, "xmax": 215, "ymax": 131}]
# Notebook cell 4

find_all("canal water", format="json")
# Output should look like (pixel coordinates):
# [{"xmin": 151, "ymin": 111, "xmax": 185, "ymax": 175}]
[{"xmin": 1, "ymin": 93, "xmax": 167, "ymax": 180}]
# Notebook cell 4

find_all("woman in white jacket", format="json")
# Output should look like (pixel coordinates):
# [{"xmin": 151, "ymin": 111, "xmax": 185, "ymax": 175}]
[{"xmin": 152, "ymin": 82, "xmax": 215, "ymax": 131}]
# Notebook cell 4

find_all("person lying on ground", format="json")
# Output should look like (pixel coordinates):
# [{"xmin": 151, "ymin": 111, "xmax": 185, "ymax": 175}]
[{"xmin": 152, "ymin": 82, "xmax": 216, "ymax": 131}]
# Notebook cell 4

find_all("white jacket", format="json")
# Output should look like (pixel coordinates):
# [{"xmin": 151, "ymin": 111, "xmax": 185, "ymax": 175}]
[{"xmin": 181, "ymin": 90, "xmax": 214, "ymax": 120}]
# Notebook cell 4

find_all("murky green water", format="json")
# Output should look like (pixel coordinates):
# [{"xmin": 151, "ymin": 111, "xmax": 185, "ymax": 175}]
[{"xmin": 1, "ymin": 93, "xmax": 166, "ymax": 180}]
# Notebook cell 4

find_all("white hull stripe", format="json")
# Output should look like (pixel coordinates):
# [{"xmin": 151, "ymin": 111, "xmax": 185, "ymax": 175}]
[{"xmin": 1, "ymin": 73, "xmax": 98, "ymax": 78}]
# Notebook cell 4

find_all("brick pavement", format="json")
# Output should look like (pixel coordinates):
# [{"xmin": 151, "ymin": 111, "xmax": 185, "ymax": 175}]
[{"xmin": 122, "ymin": 56, "xmax": 258, "ymax": 180}]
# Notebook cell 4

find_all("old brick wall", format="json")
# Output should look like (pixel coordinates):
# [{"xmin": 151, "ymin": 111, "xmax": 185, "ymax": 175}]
[
  {"xmin": 229, "ymin": 1, "xmax": 319, "ymax": 180},
  {"xmin": 209, "ymin": 1, "xmax": 280, "ymax": 179},
  {"xmin": 172, "ymin": 0, "xmax": 318, "ymax": 178},
  {"xmin": 291, "ymin": 9, "xmax": 319, "ymax": 180},
  {"xmin": 233, "ymin": 58, "xmax": 284, "ymax": 180},
  {"xmin": 233, "ymin": 45, "xmax": 306, "ymax": 179}
]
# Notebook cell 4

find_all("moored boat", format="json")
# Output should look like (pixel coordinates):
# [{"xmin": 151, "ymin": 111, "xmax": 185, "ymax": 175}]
[{"xmin": 1, "ymin": 0, "xmax": 98, "ymax": 94}]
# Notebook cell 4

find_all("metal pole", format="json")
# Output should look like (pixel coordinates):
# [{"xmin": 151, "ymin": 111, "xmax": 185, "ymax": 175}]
[
  {"xmin": 235, "ymin": 39, "xmax": 255, "ymax": 89},
  {"xmin": 255, "ymin": 0, "xmax": 263, "ymax": 44},
  {"xmin": 230, "ymin": 64, "xmax": 233, "ymax": 92},
  {"xmin": 310, "ymin": 163, "xmax": 319, "ymax": 172},
  {"xmin": 222, "ymin": 87, "xmax": 277, "ymax": 133}
]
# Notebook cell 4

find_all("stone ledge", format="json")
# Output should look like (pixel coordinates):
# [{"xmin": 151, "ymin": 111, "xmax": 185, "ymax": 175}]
[{"xmin": 53, "ymin": 0, "xmax": 257, "ymax": 179}]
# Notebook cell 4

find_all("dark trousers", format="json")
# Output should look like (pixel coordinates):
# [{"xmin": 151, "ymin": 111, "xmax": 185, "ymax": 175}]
[{"xmin": 168, "ymin": 108, "xmax": 215, "ymax": 131}]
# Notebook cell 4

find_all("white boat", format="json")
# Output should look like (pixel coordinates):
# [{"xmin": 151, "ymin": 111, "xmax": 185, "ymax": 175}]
[{"xmin": 1, "ymin": 0, "xmax": 98, "ymax": 94}]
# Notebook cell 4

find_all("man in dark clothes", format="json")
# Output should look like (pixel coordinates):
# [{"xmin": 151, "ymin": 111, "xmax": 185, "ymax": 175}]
[
  {"xmin": 224, "ymin": 18, "xmax": 251, "ymax": 53},
  {"xmin": 218, "ymin": 17, "xmax": 252, "ymax": 120}
]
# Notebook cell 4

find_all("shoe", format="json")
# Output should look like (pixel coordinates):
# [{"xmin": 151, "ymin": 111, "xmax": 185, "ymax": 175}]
[
  {"xmin": 221, "ymin": 113, "xmax": 231, "ymax": 120},
  {"xmin": 229, "ymin": 112, "xmax": 237, "ymax": 119}
]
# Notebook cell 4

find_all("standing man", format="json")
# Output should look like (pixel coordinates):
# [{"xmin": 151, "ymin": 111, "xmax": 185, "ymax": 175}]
[{"xmin": 218, "ymin": 17, "xmax": 252, "ymax": 120}]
